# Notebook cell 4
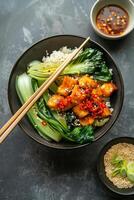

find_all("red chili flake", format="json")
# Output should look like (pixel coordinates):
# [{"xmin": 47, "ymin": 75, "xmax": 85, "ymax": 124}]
[
  {"xmin": 92, "ymin": 94, "xmax": 98, "ymax": 98},
  {"xmin": 57, "ymin": 100, "xmax": 65, "ymax": 109},
  {"xmin": 57, "ymin": 96, "xmax": 72, "ymax": 110},
  {"xmin": 100, "ymin": 103, "xmax": 106, "ymax": 108},
  {"xmin": 75, "ymin": 94, "xmax": 107, "ymax": 118},
  {"xmin": 97, "ymin": 110, "xmax": 103, "ymax": 115},
  {"xmin": 87, "ymin": 100, "xmax": 92, "ymax": 109},
  {"xmin": 66, "ymin": 96, "xmax": 72, "ymax": 103},
  {"xmin": 85, "ymin": 88, "xmax": 90, "ymax": 94},
  {"xmin": 79, "ymin": 103, "xmax": 83, "ymax": 110}
]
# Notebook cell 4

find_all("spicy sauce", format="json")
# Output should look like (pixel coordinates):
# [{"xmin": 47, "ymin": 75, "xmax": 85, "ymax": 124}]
[{"xmin": 96, "ymin": 5, "xmax": 129, "ymax": 36}]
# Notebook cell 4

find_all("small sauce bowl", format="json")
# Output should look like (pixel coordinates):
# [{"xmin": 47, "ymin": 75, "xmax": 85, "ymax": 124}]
[{"xmin": 90, "ymin": 0, "xmax": 134, "ymax": 39}]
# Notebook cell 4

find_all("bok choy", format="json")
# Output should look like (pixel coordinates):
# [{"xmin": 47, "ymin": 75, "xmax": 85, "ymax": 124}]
[
  {"xmin": 27, "ymin": 48, "xmax": 112, "ymax": 82},
  {"xmin": 16, "ymin": 73, "xmax": 62, "ymax": 142},
  {"xmin": 16, "ymin": 73, "xmax": 94, "ymax": 144}
]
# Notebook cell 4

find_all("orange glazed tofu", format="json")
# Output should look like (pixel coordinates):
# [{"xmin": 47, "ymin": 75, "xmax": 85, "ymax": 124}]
[
  {"xmin": 80, "ymin": 116, "xmax": 95, "ymax": 126},
  {"xmin": 101, "ymin": 83, "xmax": 117, "ymax": 97},
  {"xmin": 48, "ymin": 94, "xmax": 73, "ymax": 111},
  {"xmin": 92, "ymin": 87, "xmax": 103, "ymax": 97},
  {"xmin": 57, "ymin": 76, "xmax": 77, "ymax": 96},
  {"xmin": 70, "ymin": 85, "xmax": 87, "ymax": 104},
  {"xmin": 102, "ymin": 107, "xmax": 112, "ymax": 117},
  {"xmin": 47, "ymin": 94, "xmax": 64, "ymax": 110},
  {"xmin": 73, "ymin": 104, "xmax": 89, "ymax": 118},
  {"xmin": 79, "ymin": 75, "xmax": 98, "ymax": 88}
]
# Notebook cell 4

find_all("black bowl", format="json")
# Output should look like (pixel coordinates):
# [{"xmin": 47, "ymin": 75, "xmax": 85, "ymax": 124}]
[
  {"xmin": 97, "ymin": 137, "xmax": 134, "ymax": 196},
  {"xmin": 8, "ymin": 35, "xmax": 124, "ymax": 149}
]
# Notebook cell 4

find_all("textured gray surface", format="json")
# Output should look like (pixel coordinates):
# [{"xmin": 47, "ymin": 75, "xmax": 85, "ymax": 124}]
[{"xmin": 0, "ymin": 0, "xmax": 134, "ymax": 199}]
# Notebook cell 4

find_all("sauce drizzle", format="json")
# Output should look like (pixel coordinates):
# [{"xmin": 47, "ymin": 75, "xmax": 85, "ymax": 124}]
[{"xmin": 96, "ymin": 5, "xmax": 129, "ymax": 36}]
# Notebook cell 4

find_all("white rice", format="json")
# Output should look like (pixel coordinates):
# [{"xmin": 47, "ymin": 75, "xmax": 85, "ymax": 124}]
[
  {"xmin": 42, "ymin": 46, "xmax": 73, "ymax": 64},
  {"xmin": 106, "ymin": 101, "xmax": 113, "ymax": 112},
  {"xmin": 106, "ymin": 101, "xmax": 111, "ymax": 107}
]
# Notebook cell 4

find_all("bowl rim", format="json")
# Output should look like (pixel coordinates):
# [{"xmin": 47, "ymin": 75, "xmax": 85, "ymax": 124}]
[
  {"xmin": 90, "ymin": 0, "xmax": 134, "ymax": 39},
  {"xmin": 8, "ymin": 34, "xmax": 124, "ymax": 149},
  {"xmin": 97, "ymin": 137, "xmax": 134, "ymax": 196}
]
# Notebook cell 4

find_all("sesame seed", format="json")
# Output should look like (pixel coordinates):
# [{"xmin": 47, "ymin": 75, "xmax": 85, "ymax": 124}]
[{"xmin": 104, "ymin": 143, "xmax": 134, "ymax": 189}]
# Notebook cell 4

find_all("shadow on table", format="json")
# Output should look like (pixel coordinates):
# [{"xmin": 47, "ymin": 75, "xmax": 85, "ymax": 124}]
[{"xmin": 34, "ymin": 141, "xmax": 99, "ymax": 174}]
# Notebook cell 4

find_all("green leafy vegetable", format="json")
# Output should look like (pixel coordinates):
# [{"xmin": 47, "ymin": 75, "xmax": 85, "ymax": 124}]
[
  {"xmin": 28, "ymin": 48, "xmax": 112, "ymax": 82},
  {"xmin": 66, "ymin": 111, "xmax": 79, "ymax": 129},
  {"xmin": 127, "ymin": 162, "xmax": 134, "ymax": 183},
  {"xmin": 67, "ymin": 126, "xmax": 94, "ymax": 144},
  {"xmin": 120, "ymin": 162, "xmax": 127, "ymax": 177},
  {"xmin": 111, "ymin": 154, "xmax": 124, "ymax": 166},
  {"xmin": 111, "ymin": 155, "xmax": 127, "ymax": 177},
  {"xmin": 16, "ymin": 73, "xmax": 62, "ymax": 142},
  {"xmin": 32, "ymin": 78, "xmax": 68, "ymax": 130},
  {"xmin": 94, "ymin": 118, "xmax": 109, "ymax": 127},
  {"xmin": 111, "ymin": 155, "xmax": 134, "ymax": 182},
  {"xmin": 37, "ymin": 107, "xmax": 94, "ymax": 144}
]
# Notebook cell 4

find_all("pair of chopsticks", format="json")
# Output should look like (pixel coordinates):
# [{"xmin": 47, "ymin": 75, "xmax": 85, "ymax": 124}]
[{"xmin": 0, "ymin": 37, "xmax": 90, "ymax": 144}]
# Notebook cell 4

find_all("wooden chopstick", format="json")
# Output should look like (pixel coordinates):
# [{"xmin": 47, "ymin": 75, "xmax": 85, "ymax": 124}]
[{"xmin": 0, "ymin": 37, "xmax": 90, "ymax": 143}]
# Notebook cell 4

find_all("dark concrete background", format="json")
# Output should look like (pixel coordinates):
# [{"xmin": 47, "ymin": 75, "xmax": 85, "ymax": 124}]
[{"xmin": 0, "ymin": 0, "xmax": 134, "ymax": 199}]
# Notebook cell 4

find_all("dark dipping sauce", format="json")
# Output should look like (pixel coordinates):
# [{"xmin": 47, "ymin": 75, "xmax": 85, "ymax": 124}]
[{"xmin": 96, "ymin": 5, "xmax": 129, "ymax": 36}]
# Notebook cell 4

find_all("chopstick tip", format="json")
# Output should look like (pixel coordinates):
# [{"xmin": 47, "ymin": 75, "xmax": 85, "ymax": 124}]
[{"xmin": 87, "ymin": 36, "xmax": 90, "ymax": 41}]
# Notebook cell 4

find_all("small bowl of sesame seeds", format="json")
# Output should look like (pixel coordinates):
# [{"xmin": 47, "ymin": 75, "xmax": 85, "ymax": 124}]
[
  {"xmin": 90, "ymin": 0, "xmax": 134, "ymax": 39},
  {"xmin": 97, "ymin": 137, "xmax": 134, "ymax": 196}
]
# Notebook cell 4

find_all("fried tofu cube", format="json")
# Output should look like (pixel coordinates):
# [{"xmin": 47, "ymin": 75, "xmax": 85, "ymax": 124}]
[
  {"xmin": 80, "ymin": 116, "xmax": 95, "ymax": 126},
  {"xmin": 48, "ymin": 95, "xmax": 74, "ymax": 111},
  {"xmin": 57, "ymin": 76, "xmax": 77, "ymax": 96},
  {"xmin": 70, "ymin": 85, "xmax": 87, "ymax": 104},
  {"xmin": 102, "ymin": 107, "xmax": 112, "ymax": 117},
  {"xmin": 47, "ymin": 94, "xmax": 64, "ymax": 110},
  {"xmin": 101, "ymin": 83, "xmax": 117, "ymax": 97},
  {"xmin": 73, "ymin": 104, "xmax": 89, "ymax": 118},
  {"xmin": 79, "ymin": 75, "xmax": 98, "ymax": 88},
  {"xmin": 59, "ymin": 97, "xmax": 74, "ymax": 111},
  {"xmin": 92, "ymin": 87, "xmax": 103, "ymax": 97}
]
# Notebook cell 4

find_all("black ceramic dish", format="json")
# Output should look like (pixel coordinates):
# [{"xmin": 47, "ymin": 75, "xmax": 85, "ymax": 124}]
[
  {"xmin": 8, "ymin": 35, "xmax": 124, "ymax": 149},
  {"xmin": 97, "ymin": 137, "xmax": 134, "ymax": 196}
]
